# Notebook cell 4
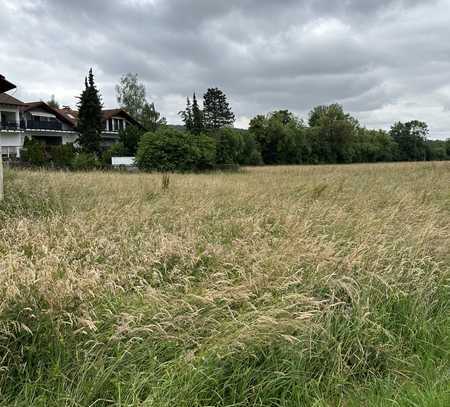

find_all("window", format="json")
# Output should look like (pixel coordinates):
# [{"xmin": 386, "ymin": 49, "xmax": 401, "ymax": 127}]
[{"xmin": 1, "ymin": 146, "xmax": 17, "ymax": 159}]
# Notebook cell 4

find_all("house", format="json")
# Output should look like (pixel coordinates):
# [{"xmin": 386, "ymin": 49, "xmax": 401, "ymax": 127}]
[
  {"xmin": 0, "ymin": 74, "xmax": 16, "ymax": 93},
  {"xmin": 57, "ymin": 107, "xmax": 144, "ymax": 149},
  {"xmin": 1, "ymin": 77, "xmax": 144, "ymax": 159},
  {"xmin": 0, "ymin": 91, "xmax": 24, "ymax": 159}
]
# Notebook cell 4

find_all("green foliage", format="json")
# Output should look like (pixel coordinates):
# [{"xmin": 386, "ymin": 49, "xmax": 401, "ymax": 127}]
[
  {"xmin": 308, "ymin": 104, "xmax": 360, "ymax": 163},
  {"xmin": 203, "ymin": 87, "xmax": 235, "ymax": 129},
  {"xmin": 426, "ymin": 140, "xmax": 448, "ymax": 161},
  {"xmin": 71, "ymin": 152, "xmax": 100, "ymax": 171},
  {"xmin": 179, "ymin": 97, "xmax": 194, "ymax": 132},
  {"xmin": 116, "ymin": 73, "xmax": 146, "ymax": 119},
  {"xmin": 49, "ymin": 143, "xmax": 76, "ymax": 168},
  {"xmin": 249, "ymin": 110, "xmax": 305, "ymax": 164},
  {"xmin": 21, "ymin": 137, "xmax": 46, "ymax": 166},
  {"xmin": 77, "ymin": 69, "xmax": 103, "ymax": 155},
  {"xmin": 141, "ymin": 102, "xmax": 166, "ymax": 132},
  {"xmin": 136, "ymin": 128, "xmax": 216, "ymax": 172},
  {"xmin": 115, "ymin": 73, "xmax": 166, "ymax": 131},
  {"xmin": 191, "ymin": 93, "xmax": 204, "ymax": 135},
  {"xmin": 238, "ymin": 131, "xmax": 263, "ymax": 165},
  {"xmin": 211, "ymin": 128, "xmax": 244, "ymax": 165},
  {"xmin": 100, "ymin": 143, "xmax": 127, "ymax": 166},
  {"xmin": 308, "ymin": 103, "xmax": 353, "ymax": 127},
  {"xmin": 390, "ymin": 121, "xmax": 429, "ymax": 161},
  {"xmin": 247, "ymin": 105, "xmax": 448, "ymax": 165},
  {"xmin": 119, "ymin": 124, "xmax": 145, "ymax": 155}
]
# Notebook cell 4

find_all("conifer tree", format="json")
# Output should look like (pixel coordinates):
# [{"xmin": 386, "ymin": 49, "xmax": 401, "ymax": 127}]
[
  {"xmin": 203, "ymin": 87, "xmax": 235, "ymax": 130},
  {"xmin": 77, "ymin": 68, "xmax": 103, "ymax": 154},
  {"xmin": 191, "ymin": 93, "xmax": 204, "ymax": 135},
  {"xmin": 179, "ymin": 97, "xmax": 193, "ymax": 132}
]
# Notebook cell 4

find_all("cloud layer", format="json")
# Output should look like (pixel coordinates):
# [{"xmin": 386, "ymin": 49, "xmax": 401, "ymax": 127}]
[{"xmin": 1, "ymin": 0, "xmax": 450, "ymax": 138}]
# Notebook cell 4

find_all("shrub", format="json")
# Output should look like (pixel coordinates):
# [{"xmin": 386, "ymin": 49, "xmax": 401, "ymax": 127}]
[
  {"xmin": 100, "ymin": 143, "xmax": 127, "ymax": 166},
  {"xmin": 71, "ymin": 152, "xmax": 100, "ymax": 171},
  {"xmin": 119, "ymin": 125, "xmax": 145, "ymax": 155},
  {"xmin": 136, "ymin": 128, "xmax": 216, "ymax": 172},
  {"xmin": 49, "ymin": 144, "xmax": 76, "ymax": 168},
  {"xmin": 21, "ymin": 137, "xmax": 46, "ymax": 166}
]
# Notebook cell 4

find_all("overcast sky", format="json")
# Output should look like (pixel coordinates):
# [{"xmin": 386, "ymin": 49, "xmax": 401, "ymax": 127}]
[{"xmin": 1, "ymin": 0, "xmax": 450, "ymax": 139}]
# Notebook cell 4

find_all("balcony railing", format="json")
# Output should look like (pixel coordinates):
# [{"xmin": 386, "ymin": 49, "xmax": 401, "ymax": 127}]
[
  {"xmin": 23, "ymin": 120, "xmax": 63, "ymax": 131},
  {"xmin": 0, "ymin": 121, "xmax": 21, "ymax": 130},
  {"xmin": 1, "ymin": 120, "xmax": 65, "ymax": 131}
]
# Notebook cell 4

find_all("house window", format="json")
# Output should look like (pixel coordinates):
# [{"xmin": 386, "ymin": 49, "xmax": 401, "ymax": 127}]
[{"xmin": 108, "ymin": 118, "xmax": 113, "ymax": 131}]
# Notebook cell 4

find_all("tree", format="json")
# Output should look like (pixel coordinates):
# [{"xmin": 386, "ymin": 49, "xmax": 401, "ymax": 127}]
[
  {"xmin": 308, "ymin": 104, "xmax": 359, "ymax": 163},
  {"xmin": 116, "ymin": 73, "xmax": 166, "ymax": 131},
  {"xmin": 141, "ymin": 102, "xmax": 167, "ymax": 132},
  {"xmin": 77, "ymin": 68, "xmax": 103, "ymax": 155},
  {"xmin": 390, "ymin": 120, "xmax": 428, "ymax": 161},
  {"xmin": 136, "ymin": 128, "xmax": 216, "ymax": 172},
  {"xmin": 192, "ymin": 93, "xmax": 204, "ymax": 135},
  {"xmin": 203, "ymin": 88, "xmax": 235, "ymax": 129},
  {"xmin": 179, "ymin": 97, "xmax": 193, "ymax": 132},
  {"xmin": 249, "ymin": 110, "xmax": 305, "ymax": 165},
  {"xmin": 308, "ymin": 104, "xmax": 350, "ymax": 127},
  {"xmin": 116, "ymin": 73, "xmax": 146, "ymax": 119},
  {"xmin": 119, "ymin": 125, "xmax": 145, "ymax": 155},
  {"xmin": 212, "ymin": 128, "xmax": 244, "ymax": 165},
  {"xmin": 47, "ymin": 95, "xmax": 60, "ymax": 109}
]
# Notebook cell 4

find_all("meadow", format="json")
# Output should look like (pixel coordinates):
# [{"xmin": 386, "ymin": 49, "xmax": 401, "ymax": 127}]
[{"xmin": 0, "ymin": 162, "xmax": 449, "ymax": 406}]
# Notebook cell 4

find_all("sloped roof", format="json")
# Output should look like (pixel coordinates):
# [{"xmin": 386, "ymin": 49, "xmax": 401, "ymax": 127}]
[
  {"xmin": 0, "ymin": 92, "xmax": 24, "ymax": 106},
  {"xmin": 0, "ymin": 75, "xmax": 16, "ymax": 93},
  {"xmin": 102, "ymin": 109, "xmax": 145, "ymax": 129},
  {"xmin": 56, "ymin": 107, "xmax": 78, "ymax": 126},
  {"xmin": 23, "ymin": 101, "xmax": 77, "ymax": 127},
  {"xmin": 57, "ymin": 107, "xmax": 145, "ymax": 130}
]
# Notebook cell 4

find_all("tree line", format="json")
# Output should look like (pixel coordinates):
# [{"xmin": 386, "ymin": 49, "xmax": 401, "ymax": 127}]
[{"xmin": 21, "ymin": 70, "xmax": 450, "ymax": 170}]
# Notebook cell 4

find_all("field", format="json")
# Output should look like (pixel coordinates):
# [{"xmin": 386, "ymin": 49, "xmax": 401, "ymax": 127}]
[{"xmin": 0, "ymin": 162, "xmax": 449, "ymax": 406}]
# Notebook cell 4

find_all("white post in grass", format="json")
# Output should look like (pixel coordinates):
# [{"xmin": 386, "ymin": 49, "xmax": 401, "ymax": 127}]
[{"xmin": 0, "ymin": 151, "xmax": 3, "ymax": 201}]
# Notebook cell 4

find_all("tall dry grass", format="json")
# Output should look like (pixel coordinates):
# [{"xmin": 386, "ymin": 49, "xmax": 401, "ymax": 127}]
[{"xmin": 0, "ymin": 162, "xmax": 449, "ymax": 406}]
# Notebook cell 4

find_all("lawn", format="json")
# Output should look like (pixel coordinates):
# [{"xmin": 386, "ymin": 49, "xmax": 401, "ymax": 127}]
[{"xmin": 0, "ymin": 162, "xmax": 449, "ymax": 406}]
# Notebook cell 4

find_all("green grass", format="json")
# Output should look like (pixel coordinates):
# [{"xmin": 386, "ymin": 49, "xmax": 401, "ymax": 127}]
[{"xmin": 0, "ymin": 162, "xmax": 449, "ymax": 406}]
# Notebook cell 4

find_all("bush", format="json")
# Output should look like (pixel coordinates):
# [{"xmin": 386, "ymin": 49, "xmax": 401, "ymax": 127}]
[
  {"xmin": 49, "ymin": 144, "xmax": 76, "ymax": 168},
  {"xmin": 21, "ymin": 137, "xmax": 46, "ymax": 166},
  {"xmin": 71, "ymin": 152, "xmax": 100, "ymax": 171},
  {"xmin": 119, "ymin": 125, "xmax": 145, "ymax": 155},
  {"xmin": 136, "ymin": 128, "xmax": 216, "ymax": 172},
  {"xmin": 100, "ymin": 143, "xmax": 127, "ymax": 166}
]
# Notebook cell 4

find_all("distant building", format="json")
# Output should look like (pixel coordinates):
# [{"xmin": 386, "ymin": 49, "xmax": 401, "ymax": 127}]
[{"xmin": 0, "ymin": 80, "xmax": 144, "ymax": 159}]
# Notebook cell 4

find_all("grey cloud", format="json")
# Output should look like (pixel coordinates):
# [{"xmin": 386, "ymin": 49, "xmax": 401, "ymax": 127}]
[{"xmin": 1, "ymin": 0, "xmax": 449, "ymax": 138}]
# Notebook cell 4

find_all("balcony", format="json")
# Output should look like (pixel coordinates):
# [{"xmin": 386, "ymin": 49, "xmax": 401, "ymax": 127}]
[
  {"xmin": 24, "ymin": 120, "xmax": 62, "ymax": 131},
  {"xmin": 0, "ymin": 121, "xmax": 21, "ymax": 131}
]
